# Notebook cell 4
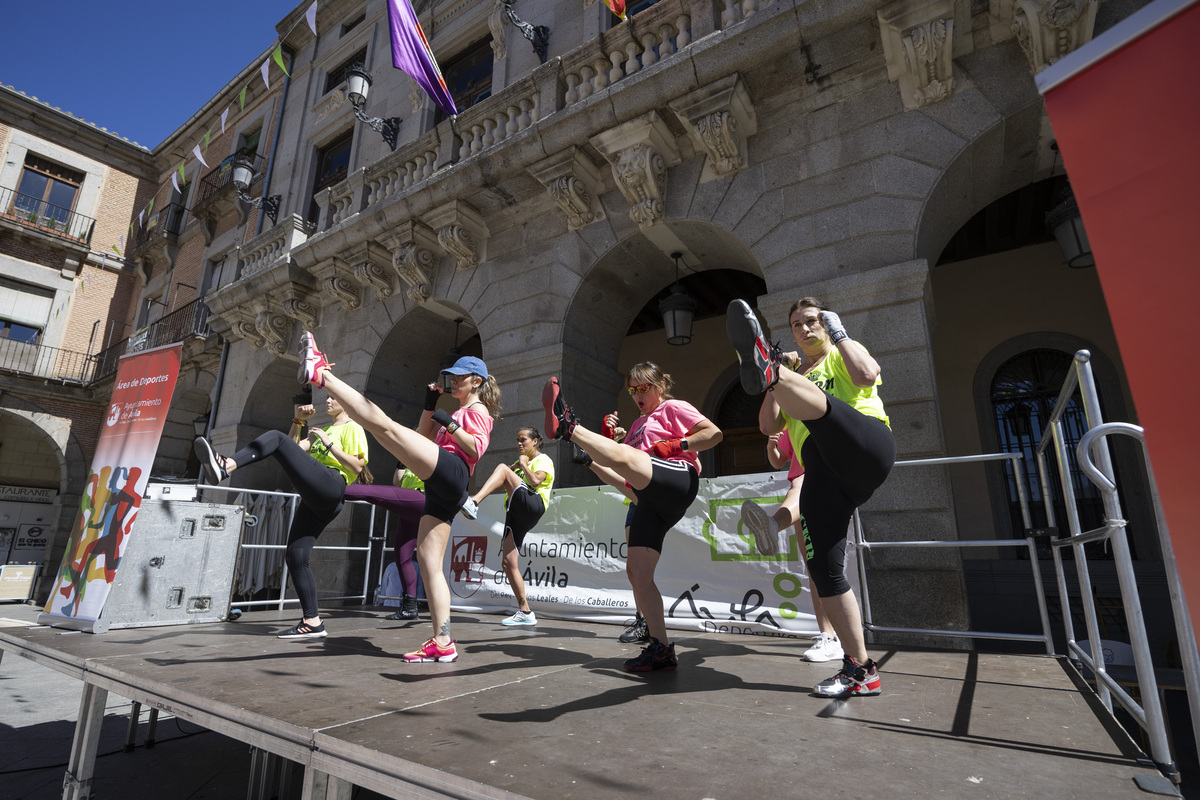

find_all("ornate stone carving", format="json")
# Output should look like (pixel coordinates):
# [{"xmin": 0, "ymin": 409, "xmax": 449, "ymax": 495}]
[
  {"xmin": 344, "ymin": 240, "xmax": 394, "ymax": 301},
  {"xmin": 281, "ymin": 295, "xmax": 320, "ymax": 330},
  {"xmin": 589, "ymin": 112, "xmax": 682, "ymax": 229},
  {"xmin": 668, "ymin": 74, "xmax": 758, "ymax": 183},
  {"xmin": 407, "ymin": 75, "xmax": 424, "ymax": 113},
  {"xmin": 528, "ymin": 147, "xmax": 606, "ymax": 231},
  {"xmin": 1011, "ymin": 0, "xmax": 1098, "ymax": 74},
  {"xmin": 878, "ymin": 0, "xmax": 972, "ymax": 110},
  {"xmin": 423, "ymin": 201, "xmax": 489, "ymax": 271},
  {"xmin": 255, "ymin": 308, "xmax": 293, "ymax": 357},
  {"xmin": 233, "ymin": 318, "xmax": 266, "ymax": 350},
  {"xmin": 381, "ymin": 220, "xmax": 441, "ymax": 302},
  {"xmin": 489, "ymin": 0, "xmax": 507, "ymax": 61},
  {"xmin": 310, "ymin": 256, "xmax": 362, "ymax": 310},
  {"xmin": 312, "ymin": 89, "xmax": 348, "ymax": 122}
]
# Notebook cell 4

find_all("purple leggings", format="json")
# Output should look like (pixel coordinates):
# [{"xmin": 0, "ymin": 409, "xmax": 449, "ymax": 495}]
[{"xmin": 344, "ymin": 484, "xmax": 424, "ymax": 596}]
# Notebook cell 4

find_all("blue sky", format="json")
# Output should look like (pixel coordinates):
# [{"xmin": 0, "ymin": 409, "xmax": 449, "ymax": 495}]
[{"xmin": 3, "ymin": 2, "xmax": 299, "ymax": 150}]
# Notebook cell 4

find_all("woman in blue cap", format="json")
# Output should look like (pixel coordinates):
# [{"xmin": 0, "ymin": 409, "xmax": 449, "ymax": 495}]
[{"xmin": 297, "ymin": 332, "xmax": 500, "ymax": 663}]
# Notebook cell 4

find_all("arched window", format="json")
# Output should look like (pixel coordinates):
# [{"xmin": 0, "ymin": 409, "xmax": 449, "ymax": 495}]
[{"xmin": 990, "ymin": 348, "xmax": 1120, "ymax": 557}]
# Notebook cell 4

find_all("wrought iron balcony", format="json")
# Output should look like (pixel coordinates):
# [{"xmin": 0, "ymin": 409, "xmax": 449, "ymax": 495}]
[
  {"xmin": 91, "ymin": 297, "xmax": 213, "ymax": 383},
  {"xmin": 128, "ymin": 202, "xmax": 186, "ymax": 257},
  {"xmin": 197, "ymin": 152, "xmax": 263, "ymax": 205},
  {"xmin": 0, "ymin": 185, "xmax": 95, "ymax": 246},
  {"xmin": 0, "ymin": 338, "xmax": 95, "ymax": 384}
]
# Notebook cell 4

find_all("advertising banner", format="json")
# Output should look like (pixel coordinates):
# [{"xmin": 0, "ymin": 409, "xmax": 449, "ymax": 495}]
[
  {"xmin": 40, "ymin": 344, "xmax": 183, "ymax": 631},
  {"xmin": 447, "ymin": 471, "xmax": 859, "ymax": 640}
]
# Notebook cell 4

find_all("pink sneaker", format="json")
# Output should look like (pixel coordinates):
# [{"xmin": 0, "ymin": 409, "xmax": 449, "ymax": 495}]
[
  {"xmin": 297, "ymin": 331, "xmax": 334, "ymax": 386},
  {"xmin": 402, "ymin": 638, "xmax": 458, "ymax": 662}
]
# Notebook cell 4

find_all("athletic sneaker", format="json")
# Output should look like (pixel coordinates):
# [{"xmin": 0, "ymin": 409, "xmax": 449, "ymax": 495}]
[
  {"xmin": 814, "ymin": 655, "xmax": 881, "ymax": 697},
  {"xmin": 624, "ymin": 637, "xmax": 678, "ymax": 671},
  {"xmin": 802, "ymin": 633, "xmax": 844, "ymax": 663},
  {"xmin": 541, "ymin": 377, "xmax": 577, "ymax": 440},
  {"xmin": 461, "ymin": 496, "xmax": 479, "ymax": 520},
  {"xmin": 619, "ymin": 614, "xmax": 650, "ymax": 644},
  {"xmin": 726, "ymin": 299, "xmax": 783, "ymax": 394},
  {"xmin": 193, "ymin": 437, "xmax": 229, "ymax": 485},
  {"xmin": 501, "ymin": 609, "xmax": 537, "ymax": 626},
  {"xmin": 277, "ymin": 620, "xmax": 327, "ymax": 640},
  {"xmin": 571, "ymin": 443, "xmax": 593, "ymax": 466},
  {"xmin": 297, "ymin": 331, "xmax": 334, "ymax": 386},
  {"xmin": 740, "ymin": 499, "xmax": 781, "ymax": 555},
  {"xmin": 402, "ymin": 638, "xmax": 458, "ymax": 662}
]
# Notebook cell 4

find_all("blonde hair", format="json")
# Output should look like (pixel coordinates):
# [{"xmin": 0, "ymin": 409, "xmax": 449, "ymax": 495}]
[
  {"xmin": 476, "ymin": 375, "xmax": 502, "ymax": 418},
  {"xmin": 627, "ymin": 362, "xmax": 674, "ymax": 399}
]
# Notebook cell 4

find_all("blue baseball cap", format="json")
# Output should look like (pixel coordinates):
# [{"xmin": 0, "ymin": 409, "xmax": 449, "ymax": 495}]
[{"xmin": 441, "ymin": 356, "xmax": 488, "ymax": 379}]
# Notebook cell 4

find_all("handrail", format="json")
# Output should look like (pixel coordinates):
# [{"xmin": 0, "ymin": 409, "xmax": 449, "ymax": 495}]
[
  {"xmin": 92, "ymin": 298, "xmax": 211, "ymax": 383},
  {"xmin": 855, "ymin": 452, "xmax": 1055, "ymax": 655},
  {"xmin": 1033, "ymin": 351, "xmax": 1177, "ymax": 779},
  {"xmin": 0, "ymin": 184, "xmax": 96, "ymax": 245},
  {"xmin": 0, "ymin": 337, "xmax": 95, "ymax": 384},
  {"xmin": 1076, "ymin": 421, "xmax": 1200, "ymax": 781}
]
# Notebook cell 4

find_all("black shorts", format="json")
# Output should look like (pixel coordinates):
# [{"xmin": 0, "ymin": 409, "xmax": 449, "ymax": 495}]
[
  {"xmin": 628, "ymin": 458, "xmax": 699, "ymax": 553},
  {"xmin": 422, "ymin": 448, "xmax": 471, "ymax": 523},
  {"xmin": 504, "ymin": 484, "xmax": 546, "ymax": 549}
]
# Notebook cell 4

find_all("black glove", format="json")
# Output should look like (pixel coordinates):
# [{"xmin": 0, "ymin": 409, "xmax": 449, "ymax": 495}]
[
  {"xmin": 431, "ymin": 408, "xmax": 455, "ymax": 430},
  {"xmin": 424, "ymin": 387, "xmax": 441, "ymax": 411}
]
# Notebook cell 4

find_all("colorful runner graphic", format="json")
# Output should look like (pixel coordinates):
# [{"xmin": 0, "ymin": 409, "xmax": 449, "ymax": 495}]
[{"xmin": 42, "ymin": 344, "xmax": 182, "ymax": 628}]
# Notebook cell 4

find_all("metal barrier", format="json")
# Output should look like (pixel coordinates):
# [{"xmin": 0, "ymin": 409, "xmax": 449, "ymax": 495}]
[
  {"xmin": 855, "ymin": 453, "xmax": 1055, "ymax": 654},
  {"xmin": 1033, "ymin": 350, "xmax": 1192, "ymax": 778},
  {"xmin": 196, "ymin": 485, "xmax": 379, "ymax": 612}
]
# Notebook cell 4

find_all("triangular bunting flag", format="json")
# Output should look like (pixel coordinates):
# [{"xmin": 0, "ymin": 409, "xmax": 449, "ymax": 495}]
[
  {"xmin": 193, "ymin": 143, "xmax": 209, "ymax": 168},
  {"xmin": 604, "ymin": 0, "xmax": 627, "ymax": 20},
  {"xmin": 221, "ymin": 108, "xmax": 229, "ymax": 134},
  {"xmin": 273, "ymin": 45, "xmax": 290, "ymax": 78},
  {"xmin": 204, "ymin": 129, "xmax": 211, "ymax": 151},
  {"xmin": 239, "ymin": 85, "xmax": 248, "ymax": 111},
  {"xmin": 172, "ymin": 172, "xmax": 181, "ymax": 195},
  {"xmin": 177, "ymin": 162, "xmax": 186, "ymax": 183},
  {"xmin": 260, "ymin": 59, "xmax": 271, "ymax": 91},
  {"xmin": 147, "ymin": 198, "xmax": 155, "ymax": 216},
  {"xmin": 306, "ymin": 1, "xmax": 318, "ymax": 35}
]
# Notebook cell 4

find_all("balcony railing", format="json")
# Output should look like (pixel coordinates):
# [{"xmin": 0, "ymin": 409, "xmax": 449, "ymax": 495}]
[
  {"xmin": 0, "ymin": 338, "xmax": 96, "ymax": 384},
  {"xmin": 128, "ymin": 202, "xmax": 186, "ymax": 255},
  {"xmin": 92, "ymin": 298, "xmax": 213, "ymax": 383},
  {"xmin": 0, "ymin": 185, "xmax": 96, "ymax": 246},
  {"xmin": 197, "ymin": 152, "xmax": 263, "ymax": 205}
]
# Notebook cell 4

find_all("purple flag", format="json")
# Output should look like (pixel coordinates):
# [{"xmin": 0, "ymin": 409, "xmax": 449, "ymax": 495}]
[{"xmin": 387, "ymin": 0, "xmax": 457, "ymax": 118}]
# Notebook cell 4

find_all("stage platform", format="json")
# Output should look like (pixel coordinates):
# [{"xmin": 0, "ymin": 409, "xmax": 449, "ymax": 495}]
[{"xmin": 0, "ymin": 608, "xmax": 1171, "ymax": 799}]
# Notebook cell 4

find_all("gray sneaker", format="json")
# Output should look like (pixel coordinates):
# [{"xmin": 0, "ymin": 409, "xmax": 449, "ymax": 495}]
[
  {"xmin": 501, "ymin": 609, "xmax": 536, "ymax": 626},
  {"xmin": 619, "ymin": 615, "xmax": 649, "ymax": 643},
  {"xmin": 740, "ymin": 499, "xmax": 781, "ymax": 555},
  {"xmin": 461, "ymin": 496, "xmax": 478, "ymax": 520}
]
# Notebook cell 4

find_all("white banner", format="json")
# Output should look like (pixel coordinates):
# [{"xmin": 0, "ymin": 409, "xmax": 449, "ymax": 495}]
[{"xmin": 445, "ymin": 471, "xmax": 859, "ymax": 641}]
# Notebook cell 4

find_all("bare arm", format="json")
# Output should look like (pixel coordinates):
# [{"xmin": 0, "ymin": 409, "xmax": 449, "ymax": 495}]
[
  {"xmin": 758, "ymin": 392, "xmax": 785, "ymax": 436},
  {"xmin": 309, "ymin": 427, "xmax": 365, "ymax": 476},
  {"xmin": 837, "ymin": 339, "xmax": 881, "ymax": 387},
  {"xmin": 682, "ymin": 418, "xmax": 722, "ymax": 452},
  {"xmin": 765, "ymin": 433, "xmax": 787, "ymax": 470}
]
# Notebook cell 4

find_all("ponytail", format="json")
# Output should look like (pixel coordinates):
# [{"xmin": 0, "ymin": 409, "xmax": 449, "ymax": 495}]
[
  {"xmin": 477, "ymin": 375, "xmax": 502, "ymax": 418},
  {"xmin": 356, "ymin": 463, "xmax": 375, "ymax": 485}
]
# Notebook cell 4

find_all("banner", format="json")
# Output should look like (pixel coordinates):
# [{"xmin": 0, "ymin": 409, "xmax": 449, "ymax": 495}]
[
  {"xmin": 446, "ymin": 472, "xmax": 859, "ymax": 640},
  {"xmin": 40, "ymin": 344, "xmax": 183, "ymax": 631}
]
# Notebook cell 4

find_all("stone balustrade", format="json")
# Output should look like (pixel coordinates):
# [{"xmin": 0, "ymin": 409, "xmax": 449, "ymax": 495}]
[
  {"xmin": 365, "ymin": 129, "xmax": 442, "ymax": 206},
  {"xmin": 239, "ymin": 214, "xmax": 311, "ymax": 279}
]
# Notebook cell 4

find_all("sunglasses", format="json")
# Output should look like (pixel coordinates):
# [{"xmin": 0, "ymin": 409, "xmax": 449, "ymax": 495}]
[{"xmin": 626, "ymin": 383, "xmax": 653, "ymax": 396}]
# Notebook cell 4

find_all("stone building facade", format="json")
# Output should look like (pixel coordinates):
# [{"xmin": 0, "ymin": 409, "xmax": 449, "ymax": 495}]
[{"xmin": 8, "ymin": 0, "xmax": 1166, "ymax": 647}]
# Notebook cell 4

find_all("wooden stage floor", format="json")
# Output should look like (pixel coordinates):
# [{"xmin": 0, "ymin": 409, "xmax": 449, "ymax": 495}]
[{"xmin": 0, "ymin": 608, "xmax": 1169, "ymax": 799}]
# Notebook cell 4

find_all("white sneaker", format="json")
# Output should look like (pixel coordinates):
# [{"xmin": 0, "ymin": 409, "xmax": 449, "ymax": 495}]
[
  {"xmin": 740, "ymin": 499, "xmax": 781, "ymax": 555},
  {"xmin": 802, "ymin": 633, "xmax": 843, "ymax": 663},
  {"xmin": 501, "ymin": 609, "xmax": 536, "ymax": 626},
  {"xmin": 461, "ymin": 496, "xmax": 478, "ymax": 520}
]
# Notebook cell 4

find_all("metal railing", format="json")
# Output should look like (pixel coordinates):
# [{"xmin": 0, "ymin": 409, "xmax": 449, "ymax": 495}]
[
  {"xmin": 0, "ymin": 337, "xmax": 97, "ymax": 384},
  {"xmin": 855, "ymin": 452, "xmax": 1055, "ymax": 654},
  {"xmin": 92, "ymin": 298, "xmax": 211, "ymax": 383},
  {"xmin": 128, "ymin": 202, "xmax": 186, "ymax": 254},
  {"xmin": 196, "ymin": 152, "xmax": 262, "ymax": 206},
  {"xmin": 1033, "ymin": 350, "xmax": 1192, "ymax": 778},
  {"xmin": 195, "ymin": 485, "xmax": 379, "ymax": 612},
  {"xmin": 0, "ymin": 185, "xmax": 95, "ymax": 245}
]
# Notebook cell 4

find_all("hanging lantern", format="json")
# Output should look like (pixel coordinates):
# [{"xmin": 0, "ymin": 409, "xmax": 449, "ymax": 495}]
[
  {"xmin": 1046, "ymin": 185, "xmax": 1095, "ymax": 268},
  {"xmin": 659, "ymin": 252, "xmax": 697, "ymax": 345}
]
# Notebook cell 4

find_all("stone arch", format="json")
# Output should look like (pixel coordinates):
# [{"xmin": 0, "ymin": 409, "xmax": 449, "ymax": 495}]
[
  {"xmin": 153, "ymin": 367, "xmax": 218, "ymax": 478},
  {"xmin": 0, "ymin": 394, "xmax": 87, "ymax": 497}
]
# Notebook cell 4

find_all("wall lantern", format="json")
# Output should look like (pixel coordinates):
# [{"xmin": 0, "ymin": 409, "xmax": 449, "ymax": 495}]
[
  {"xmin": 659, "ymin": 252, "xmax": 697, "ymax": 346},
  {"xmin": 231, "ymin": 157, "xmax": 281, "ymax": 225},
  {"xmin": 192, "ymin": 411, "xmax": 211, "ymax": 438},
  {"xmin": 346, "ymin": 64, "xmax": 402, "ymax": 151}
]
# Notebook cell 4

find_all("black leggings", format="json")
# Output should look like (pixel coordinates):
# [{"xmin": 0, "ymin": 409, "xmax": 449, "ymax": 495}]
[
  {"xmin": 231, "ymin": 430, "xmax": 348, "ymax": 619},
  {"xmin": 798, "ymin": 394, "xmax": 895, "ymax": 597}
]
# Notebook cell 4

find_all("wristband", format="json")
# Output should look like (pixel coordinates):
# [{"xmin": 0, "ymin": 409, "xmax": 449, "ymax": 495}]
[
  {"xmin": 431, "ymin": 408, "xmax": 454, "ymax": 429},
  {"xmin": 446, "ymin": 421, "xmax": 461, "ymax": 435},
  {"xmin": 293, "ymin": 418, "xmax": 307, "ymax": 426},
  {"xmin": 424, "ymin": 387, "xmax": 441, "ymax": 411}
]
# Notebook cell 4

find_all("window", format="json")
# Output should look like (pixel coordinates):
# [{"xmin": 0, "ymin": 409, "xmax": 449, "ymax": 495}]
[
  {"xmin": 236, "ymin": 129, "xmax": 262, "ymax": 159},
  {"xmin": 0, "ymin": 319, "xmax": 40, "ymax": 344},
  {"xmin": 308, "ymin": 130, "xmax": 354, "ymax": 223},
  {"xmin": 440, "ymin": 38, "xmax": 493, "ymax": 120},
  {"xmin": 341, "ymin": 14, "xmax": 365, "ymax": 37},
  {"xmin": 325, "ymin": 49, "xmax": 368, "ymax": 94},
  {"xmin": 11, "ymin": 155, "xmax": 83, "ymax": 227}
]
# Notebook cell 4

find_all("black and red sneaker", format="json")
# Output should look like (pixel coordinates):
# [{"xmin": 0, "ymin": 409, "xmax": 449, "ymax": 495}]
[
  {"xmin": 542, "ymin": 377, "xmax": 577, "ymax": 440},
  {"xmin": 623, "ymin": 637, "xmax": 678, "ymax": 672},
  {"xmin": 726, "ymin": 299, "xmax": 783, "ymax": 394}
]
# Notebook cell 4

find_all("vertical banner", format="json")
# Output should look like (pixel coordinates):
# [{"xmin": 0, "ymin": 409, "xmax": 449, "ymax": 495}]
[{"xmin": 40, "ymin": 344, "xmax": 183, "ymax": 631}]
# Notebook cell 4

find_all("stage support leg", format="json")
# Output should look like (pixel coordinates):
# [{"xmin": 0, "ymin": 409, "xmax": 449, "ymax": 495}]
[
  {"xmin": 62, "ymin": 682, "xmax": 108, "ymax": 800},
  {"xmin": 145, "ymin": 707, "xmax": 159, "ymax": 749},
  {"xmin": 302, "ymin": 767, "xmax": 352, "ymax": 800},
  {"xmin": 124, "ymin": 701, "xmax": 141, "ymax": 752}
]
